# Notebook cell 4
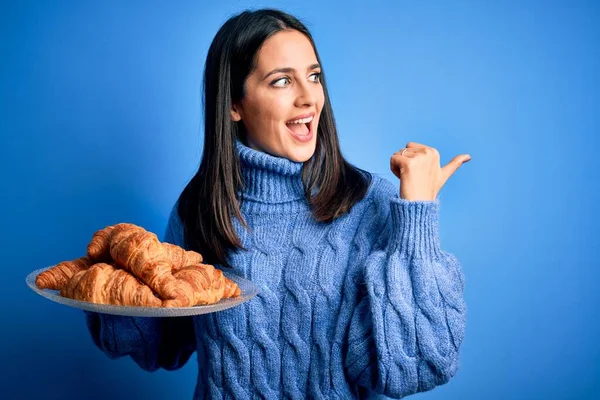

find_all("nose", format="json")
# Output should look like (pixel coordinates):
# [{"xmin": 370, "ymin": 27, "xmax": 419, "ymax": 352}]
[{"xmin": 294, "ymin": 80, "xmax": 316, "ymax": 108}]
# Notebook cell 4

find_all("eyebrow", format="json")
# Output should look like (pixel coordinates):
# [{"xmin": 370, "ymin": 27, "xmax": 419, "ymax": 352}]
[{"xmin": 263, "ymin": 63, "xmax": 321, "ymax": 80}]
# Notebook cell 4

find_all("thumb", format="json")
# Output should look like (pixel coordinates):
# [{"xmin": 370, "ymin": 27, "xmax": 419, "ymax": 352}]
[{"xmin": 441, "ymin": 154, "xmax": 471, "ymax": 184}]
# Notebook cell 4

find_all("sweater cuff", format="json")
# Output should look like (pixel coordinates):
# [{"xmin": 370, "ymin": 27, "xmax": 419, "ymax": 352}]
[{"xmin": 389, "ymin": 197, "xmax": 442, "ymax": 259}]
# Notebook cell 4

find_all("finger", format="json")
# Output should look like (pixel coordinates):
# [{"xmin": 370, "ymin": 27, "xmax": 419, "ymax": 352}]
[
  {"xmin": 390, "ymin": 153, "xmax": 406, "ymax": 169},
  {"xmin": 390, "ymin": 155, "xmax": 403, "ymax": 178},
  {"xmin": 402, "ymin": 150, "xmax": 420, "ymax": 158},
  {"xmin": 390, "ymin": 152, "xmax": 414, "ymax": 177},
  {"xmin": 395, "ymin": 148, "xmax": 422, "ymax": 157},
  {"xmin": 441, "ymin": 154, "xmax": 471, "ymax": 183},
  {"xmin": 406, "ymin": 142, "xmax": 429, "ymax": 149}
]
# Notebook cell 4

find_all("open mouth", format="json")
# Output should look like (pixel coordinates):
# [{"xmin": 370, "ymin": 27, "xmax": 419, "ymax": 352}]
[{"xmin": 286, "ymin": 115, "xmax": 314, "ymax": 141}]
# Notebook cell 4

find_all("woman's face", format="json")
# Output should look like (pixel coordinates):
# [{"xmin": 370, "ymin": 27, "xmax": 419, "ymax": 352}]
[{"xmin": 231, "ymin": 29, "xmax": 325, "ymax": 162}]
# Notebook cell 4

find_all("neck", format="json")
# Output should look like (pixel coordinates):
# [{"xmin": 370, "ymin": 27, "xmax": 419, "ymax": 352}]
[{"xmin": 236, "ymin": 140, "xmax": 306, "ymax": 205}]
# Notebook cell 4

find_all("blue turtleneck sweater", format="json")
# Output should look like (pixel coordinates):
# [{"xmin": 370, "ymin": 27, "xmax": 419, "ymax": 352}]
[{"xmin": 85, "ymin": 141, "xmax": 467, "ymax": 399}]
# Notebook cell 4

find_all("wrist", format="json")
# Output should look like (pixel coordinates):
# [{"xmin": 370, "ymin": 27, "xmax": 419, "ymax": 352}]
[
  {"xmin": 399, "ymin": 188, "xmax": 437, "ymax": 202},
  {"xmin": 389, "ymin": 198, "xmax": 442, "ymax": 258}
]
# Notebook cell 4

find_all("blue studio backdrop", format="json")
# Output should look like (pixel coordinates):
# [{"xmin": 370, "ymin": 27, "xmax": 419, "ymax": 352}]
[{"xmin": 1, "ymin": 1, "xmax": 598, "ymax": 399}]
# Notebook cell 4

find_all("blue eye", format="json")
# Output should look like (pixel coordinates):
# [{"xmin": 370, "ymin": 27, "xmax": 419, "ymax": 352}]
[{"xmin": 310, "ymin": 72, "xmax": 321, "ymax": 83}]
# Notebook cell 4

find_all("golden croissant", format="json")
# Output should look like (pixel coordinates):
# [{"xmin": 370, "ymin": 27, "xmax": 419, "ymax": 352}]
[
  {"xmin": 86, "ymin": 225, "xmax": 115, "ymax": 262},
  {"xmin": 87, "ymin": 224, "xmax": 204, "ymax": 270},
  {"xmin": 36, "ymin": 223, "xmax": 242, "ymax": 308},
  {"xmin": 163, "ymin": 263, "xmax": 242, "ymax": 307},
  {"xmin": 163, "ymin": 242, "xmax": 203, "ymax": 271},
  {"xmin": 108, "ymin": 223, "xmax": 181, "ymax": 300},
  {"xmin": 35, "ymin": 256, "xmax": 94, "ymax": 290},
  {"xmin": 60, "ymin": 263, "xmax": 162, "ymax": 307}
]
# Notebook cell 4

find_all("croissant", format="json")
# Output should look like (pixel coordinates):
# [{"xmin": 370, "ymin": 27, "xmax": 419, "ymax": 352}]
[
  {"xmin": 163, "ymin": 242, "xmax": 203, "ymax": 271},
  {"xmin": 86, "ymin": 225, "xmax": 115, "ymax": 262},
  {"xmin": 60, "ymin": 263, "xmax": 162, "ymax": 307},
  {"xmin": 224, "ymin": 276, "xmax": 242, "ymax": 298},
  {"xmin": 108, "ymin": 223, "xmax": 181, "ymax": 300},
  {"xmin": 35, "ymin": 256, "xmax": 94, "ymax": 290},
  {"xmin": 36, "ymin": 223, "xmax": 242, "ymax": 308},
  {"xmin": 88, "ymin": 225, "xmax": 204, "ymax": 271},
  {"xmin": 163, "ymin": 263, "xmax": 227, "ymax": 307}
]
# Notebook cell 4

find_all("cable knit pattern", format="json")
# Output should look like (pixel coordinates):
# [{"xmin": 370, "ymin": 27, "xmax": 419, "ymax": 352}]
[{"xmin": 84, "ymin": 139, "xmax": 467, "ymax": 399}]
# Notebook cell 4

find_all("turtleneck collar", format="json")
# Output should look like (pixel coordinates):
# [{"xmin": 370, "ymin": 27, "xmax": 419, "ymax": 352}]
[{"xmin": 235, "ymin": 139, "xmax": 306, "ymax": 205}]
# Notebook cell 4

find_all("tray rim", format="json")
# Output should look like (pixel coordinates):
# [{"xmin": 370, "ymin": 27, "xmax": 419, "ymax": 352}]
[{"xmin": 25, "ymin": 266, "xmax": 259, "ymax": 317}]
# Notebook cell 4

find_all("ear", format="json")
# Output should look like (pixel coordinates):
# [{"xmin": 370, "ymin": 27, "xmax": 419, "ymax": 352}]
[{"xmin": 230, "ymin": 104, "xmax": 242, "ymax": 122}]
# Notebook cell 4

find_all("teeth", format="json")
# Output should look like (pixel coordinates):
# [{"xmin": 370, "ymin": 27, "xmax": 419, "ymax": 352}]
[{"xmin": 286, "ymin": 116, "xmax": 313, "ymax": 124}]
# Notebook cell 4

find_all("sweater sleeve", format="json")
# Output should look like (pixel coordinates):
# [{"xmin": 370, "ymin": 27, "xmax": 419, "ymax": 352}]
[
  {"xmin": 344, "ymin": 184, "xmax": 467, "ymax": 398},
  {"xmin": 84, "ymin": 204, "xmax": 197, "ymax": 372}
]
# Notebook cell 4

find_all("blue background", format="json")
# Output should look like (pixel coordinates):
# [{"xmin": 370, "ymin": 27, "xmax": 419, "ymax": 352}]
[{"xmin": 2, "ymin": 1, "xmax": 598, "ymax": 399}]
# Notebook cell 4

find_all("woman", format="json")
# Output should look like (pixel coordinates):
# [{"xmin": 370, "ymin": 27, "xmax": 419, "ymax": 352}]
[{"xmin": 86, "ymin": 8, "xmax": 470, "ymax": 399}]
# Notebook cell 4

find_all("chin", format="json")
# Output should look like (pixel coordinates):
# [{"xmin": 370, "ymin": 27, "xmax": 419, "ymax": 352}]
[{"xmin": 286, "ymin": 140, "xmax": 317, "ymax": 162}]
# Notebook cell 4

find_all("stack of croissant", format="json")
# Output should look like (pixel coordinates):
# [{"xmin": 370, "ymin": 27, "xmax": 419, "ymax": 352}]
[{"xmin": 35, "ymin": 223, "xmax": 241, "ymax": 308}]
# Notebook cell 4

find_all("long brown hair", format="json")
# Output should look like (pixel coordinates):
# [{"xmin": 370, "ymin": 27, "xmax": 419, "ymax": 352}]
[{"xmin": 177, "ymin": 9, "xmax": 371, "ymax": 267}]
